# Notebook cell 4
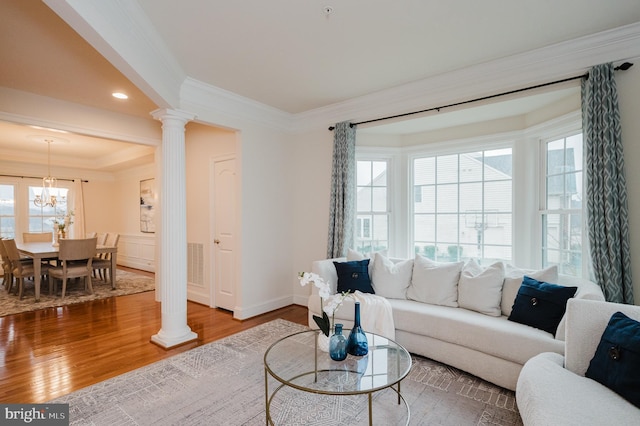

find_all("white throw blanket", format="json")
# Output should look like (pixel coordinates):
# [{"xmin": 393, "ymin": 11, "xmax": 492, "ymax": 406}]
[{"xmin": 352, "ymin": 291, "xmax": 395, "ymax": 340}]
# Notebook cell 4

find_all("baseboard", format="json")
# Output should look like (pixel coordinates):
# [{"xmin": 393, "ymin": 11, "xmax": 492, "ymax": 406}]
[{"xmin": 233, "ymin": 295, "xmax": 294, "ymax": 320}]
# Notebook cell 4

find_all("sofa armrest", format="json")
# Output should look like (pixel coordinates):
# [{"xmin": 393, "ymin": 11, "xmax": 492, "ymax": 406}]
[
  {"xmin": 310, "ymin": 257, "xmax": 345, "ymax": 295},
  {"xmin": 517, "ymin": 352, "xmax": 640, "ymax": 426},
  {"xmin": 565, "ymin": 298, "xmax": 640, "ymax": 376}
]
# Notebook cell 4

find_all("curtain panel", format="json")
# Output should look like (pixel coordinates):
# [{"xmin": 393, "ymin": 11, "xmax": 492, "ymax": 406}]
[
  {"xmin": 326, "ymin": 121, "xmax": 356, "ymax": 258},
  {"xmin": 582, "ymin": 63, "xmax": 634, "ymax": 304}
]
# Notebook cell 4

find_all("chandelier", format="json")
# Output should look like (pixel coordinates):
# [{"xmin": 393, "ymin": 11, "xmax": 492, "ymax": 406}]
[{"xmin": 34, "ymin": 139, "xmax": 58, "ymax": 208}]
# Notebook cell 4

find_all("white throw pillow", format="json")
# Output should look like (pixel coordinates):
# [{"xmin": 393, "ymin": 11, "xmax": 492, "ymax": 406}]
[
  {"xmin": 501, "ymin": 265, "xmax": 558, "ymax": 316},
  {"xmin": 347, "ymin": 248, "xmax": 388, "ymax": 276},
  {"xmin": 458, "ymin": 260, "xmax": 505, "ymax": 316},
  {"xmin": 407, "ymin": 255, "xmax": 463, "ymax": 307},
  {"xmin": 370, "ymin": 253, "xmax": 413, "ymax": 299}
]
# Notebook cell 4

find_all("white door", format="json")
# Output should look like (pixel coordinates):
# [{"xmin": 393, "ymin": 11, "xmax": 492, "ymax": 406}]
[{"xmin": 212, "ymin": 157, "xmax": 237, "ymax": 311}]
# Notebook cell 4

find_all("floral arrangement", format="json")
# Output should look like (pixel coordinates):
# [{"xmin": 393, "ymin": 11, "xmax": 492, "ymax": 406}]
[
  {"xmin": 53, "ymin": 210, "xmax": 74, "ymax": 232},
  {"xmin": 299, "ymin": 272, "xmax": 352, "ymax": 336}
]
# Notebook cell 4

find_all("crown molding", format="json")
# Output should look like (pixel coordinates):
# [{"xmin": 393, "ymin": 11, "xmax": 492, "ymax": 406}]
[
  {"xmin": 180, "ymin": 77, "xmax": 293, "ymax": 132},
  {"xmin": 44, "ymin": 0, "xmax": 185, "ymax": 108},
  {"xmin": 291, "ymin": 22, "xmax": 640, "ymax": 134}
]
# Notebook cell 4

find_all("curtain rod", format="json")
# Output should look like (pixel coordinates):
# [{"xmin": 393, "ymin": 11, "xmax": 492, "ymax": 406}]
[
  {"xmin": 0, "ymin": 174, "xmax": 88, "ymax": 183},
  {"xmin": 328, "ymin": 62, "xmax": 634, "ymax": 131}
]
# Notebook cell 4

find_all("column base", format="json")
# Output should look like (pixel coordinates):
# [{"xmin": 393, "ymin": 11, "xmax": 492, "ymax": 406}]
[{"xmin": 151, "ymin": 329, "xmax": 198, "ymax": 350}]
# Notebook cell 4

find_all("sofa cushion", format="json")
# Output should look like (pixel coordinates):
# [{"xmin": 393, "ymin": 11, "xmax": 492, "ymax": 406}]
[
  {"xmin": 458, "ymin": 260, "xmax": 504, "ymax": 316},
  {"xmin": 407, "ymin": 255, "xmax": 463, "ymax": 307},
  {"xmin": 389, "ymin": 298, "xmax": 564, "ymax": 365},
  {"xmin": 508, "ymin": 276, "xmax": 577, "ymax": 335},
  {"xmin": 333, "ymin": 260, "xmax": 375, "ymax": 294},
  {"xmin": 501, "ymin": 265, "xmax": 558, "ymax": 316},
  {"xmin": 370, "ymin": 253, "xmax": 412, "ymax": 299},
  {"xmin": 585, "ymin": 311, "xmax": 640, "ymax": 408}
]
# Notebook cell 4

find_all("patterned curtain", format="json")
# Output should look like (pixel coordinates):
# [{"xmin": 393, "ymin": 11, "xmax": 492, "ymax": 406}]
[
  {"xmin": 326, "ymin": 121, "xmax": 357, "ymax": 258},
  {"xmin": 582, "ymin": 63, "xmax": 634, "ymax": 304}
]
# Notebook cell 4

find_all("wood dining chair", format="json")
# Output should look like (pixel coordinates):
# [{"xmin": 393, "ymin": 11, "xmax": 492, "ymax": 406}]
[
  {"xmin": 23, "ymin": 232, "xmax": 53, "ymax": 243},
  {"xmin": 0, "ymin": 238, "xmax": 15, "ymax": 293},
  {"xmin": 3, "ymin": 238, "xmax": 50, "ymax": 300},
  {"xmin": 48, "ymin": 237, "xmax": 97, "ymax": 298}
]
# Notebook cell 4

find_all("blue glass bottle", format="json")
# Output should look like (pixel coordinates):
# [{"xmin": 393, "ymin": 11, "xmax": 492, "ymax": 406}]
[
  {"xmin": 329, "ymin": 323, "xmax": 348, "ymax": 361},
  {"xmin": 347, "ymin": 302, "xmax": 368, "ymax": 356}
]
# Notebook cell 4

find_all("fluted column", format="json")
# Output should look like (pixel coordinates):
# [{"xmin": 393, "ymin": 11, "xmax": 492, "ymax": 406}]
[{"xmin": 150, "ymin": 108, "xmax": 198, "ymax": 348}]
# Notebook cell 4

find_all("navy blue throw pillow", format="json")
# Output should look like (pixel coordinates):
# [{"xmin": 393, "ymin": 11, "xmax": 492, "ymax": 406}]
[
  {"xmin": 586, "ymin": 311, "xmax": 640, "ymax": 409},
  {"xmin": 333, "ymin": 259, "xmax": 375, "ymax": 294},
  {"xmin": 507, "ymin": 276, "xmax": 577, "ymax": 334}
]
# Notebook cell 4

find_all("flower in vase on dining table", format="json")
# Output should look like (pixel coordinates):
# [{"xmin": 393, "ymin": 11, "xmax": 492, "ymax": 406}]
[
  {"xmin": 52, "ymin": 210, "xmax": 74, "ymax": 233},
  {"xmin": 299, "ymin": 272, "xmax": 352, "ymax": 337}
]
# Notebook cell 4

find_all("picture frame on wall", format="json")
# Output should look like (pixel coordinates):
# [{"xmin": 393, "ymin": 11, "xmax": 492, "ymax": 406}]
[{"xmin": 140, "ymin": 178, "xmax": 155, "ymax": 233}]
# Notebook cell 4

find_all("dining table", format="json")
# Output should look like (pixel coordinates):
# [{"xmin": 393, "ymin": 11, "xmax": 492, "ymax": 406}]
[{"xmin": 16, "ymin": 241, "xmax": 118, "ymax": 302}]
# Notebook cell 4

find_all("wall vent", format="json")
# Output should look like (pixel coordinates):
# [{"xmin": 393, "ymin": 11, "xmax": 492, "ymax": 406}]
[{"xmin": 187, "ymin": 242, "xmax": 204, "ymax": 287}]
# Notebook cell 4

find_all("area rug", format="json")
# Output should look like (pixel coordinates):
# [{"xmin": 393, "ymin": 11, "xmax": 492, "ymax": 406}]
[
  {"xmin": 50, "ymin": 319, "xmax": 522, "ymax": 425},
  {"xmin": 0, "ymin": 269, "xmax": 155, "ymax": 317}
]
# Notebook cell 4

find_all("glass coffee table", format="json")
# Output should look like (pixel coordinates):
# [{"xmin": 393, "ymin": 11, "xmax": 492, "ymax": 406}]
[{"xmin": 264, "ymin": 330, "xmax": 412, "ymax": 425}]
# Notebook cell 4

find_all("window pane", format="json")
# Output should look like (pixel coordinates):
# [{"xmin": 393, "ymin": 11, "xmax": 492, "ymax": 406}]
[
  {"xmin": 357, "ymin": 161, "xmax": 372, "ymax": 186},
  {"xmin": 484, "ymin": 180, "xmax": 512, "ymax": 211},
  {"xmin": 436, "ymin": 214, "xmax": 458, "ymax": 243},
  {"xmin": 437, "ymin": 184, "xmax": 458, "ymax": 213},
  {"xmin": 372, "ymin": 187, "xmax": 387, "ymax": 212},
  {"xmin": 460, "ymin": 152, "xmax": 482, "ymax": 182},
  {"xmin": 414, "ymin": 186, "xmax": 435, "ymax": 213},
  {"xmin": 414, "ymin": 158, "xmax": 435, "ymax": 185},
  {"xmin": 437, "ymin": 155, "xmax": 458, "ymax": 184},
  {"xmin": 460, "ymin": 183, "xmax": 481, "ymax": 212},
  {"xmin": 566, "ymin": 134, "xmax": 583, "ymax": 172},
  {"xmin": 414, "ymin": 214, "xmax": 435, "ymax": 242},
  {"xmin": 356, "ymin": 160, "xmax": 389, "ymax": 253},
  {"xmin": 484, "ymin": 149, "xmax": 513, "ymax": 181},
  {"xmin": 372, "ymin": 161, "xmax": 387, "ymax": 186},
  {"xmin": 358, "ymin": 187, "xmax": 372, "ymax": 211},
  {"xmin": 413, "ymin": 148, "xmax": 513, "ymax": 265}
]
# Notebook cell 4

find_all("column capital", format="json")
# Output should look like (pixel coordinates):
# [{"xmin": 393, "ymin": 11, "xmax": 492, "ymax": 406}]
[{"xmin": 151, "ymin": 108, "xmax": 197, "ymax": 124}]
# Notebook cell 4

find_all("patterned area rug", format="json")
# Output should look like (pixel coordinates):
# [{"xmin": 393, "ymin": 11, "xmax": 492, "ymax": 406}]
[
  {"xmin": 0, "ymin": 269, "xmax": 155, "ymax": 317},
  {"xmin": 51, "ymin": 319, "xmax": 523, "ymax": 425}
]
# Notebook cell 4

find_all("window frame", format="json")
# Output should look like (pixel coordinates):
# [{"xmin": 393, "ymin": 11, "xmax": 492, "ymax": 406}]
[
  {"xmin": 0, "ymin": 177, "xmax": 73, "ymax": 240},
  {"xmin": 538, "ymin": 131, "xmax": 588, "ymax": 277},
  {"xmin": 408, "ymin": 138, "xmax": 514, "ymax": 264}
]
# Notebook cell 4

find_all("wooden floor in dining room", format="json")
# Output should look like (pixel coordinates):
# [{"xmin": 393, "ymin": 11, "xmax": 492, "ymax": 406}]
[{"xmin": 0, "ymin": 266, "xmax": 309, "ymax": 404}]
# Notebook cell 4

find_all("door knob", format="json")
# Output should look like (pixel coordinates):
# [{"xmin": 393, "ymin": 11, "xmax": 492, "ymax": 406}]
[{"xmin": 214, "ymin": 239, "xmax": 220, "ymax": 244}]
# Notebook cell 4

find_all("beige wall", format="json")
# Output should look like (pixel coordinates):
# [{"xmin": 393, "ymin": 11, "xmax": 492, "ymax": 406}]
[
  {"xmin": 184, "ymin": 122, "xmax": 237, "ymax": 304},
  {"xmin": 619, "ymin": 64, "xmax": 640, "ymax": 302}
]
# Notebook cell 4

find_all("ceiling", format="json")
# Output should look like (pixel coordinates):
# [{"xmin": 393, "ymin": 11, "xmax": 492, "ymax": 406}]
[{"xmin": 0, "ymin": 0, "xmax": 639, "ymax": 170}]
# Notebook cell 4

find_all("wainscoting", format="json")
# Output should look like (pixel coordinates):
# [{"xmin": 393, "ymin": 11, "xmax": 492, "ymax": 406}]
[{"xmin": 118, "ymin": 234, "xmax": 155, "ymax": 272}]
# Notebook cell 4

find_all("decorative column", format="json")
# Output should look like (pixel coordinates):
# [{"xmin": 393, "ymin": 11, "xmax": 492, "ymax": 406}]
[{"xmin": 150, "ymin": 108, "xmax": 198, "ymax": 348}]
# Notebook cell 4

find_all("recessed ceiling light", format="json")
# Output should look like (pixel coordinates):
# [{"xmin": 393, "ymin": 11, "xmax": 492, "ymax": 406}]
[{"xmin": 112, "ymin": 92, "xmax": 128, "ymax": 100}]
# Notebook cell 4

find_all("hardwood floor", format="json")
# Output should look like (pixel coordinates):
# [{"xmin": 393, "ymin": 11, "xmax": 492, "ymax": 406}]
[{"xmin": 0, "ymin": 268, "xmax": 309, "ymax": 403}]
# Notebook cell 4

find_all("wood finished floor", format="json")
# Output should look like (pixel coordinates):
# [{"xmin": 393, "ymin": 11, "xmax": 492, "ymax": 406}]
[{"xmin": 0, "ymin": 267, "xmax": 309, "ymax": 403}]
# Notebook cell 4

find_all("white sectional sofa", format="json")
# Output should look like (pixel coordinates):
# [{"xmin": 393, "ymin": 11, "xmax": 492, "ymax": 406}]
[
  {"xmin": 517, "ymin": 298, "xmax": 640, "ymax": 425},
  {"xmin": 308, "ymin": 254, "xmax": 605, "ymax": 391}
]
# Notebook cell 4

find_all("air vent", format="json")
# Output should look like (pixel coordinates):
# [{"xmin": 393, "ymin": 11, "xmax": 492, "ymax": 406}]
[{"xmin": 187, "ymin": 242, "xmax": 204, "ymax": 287}]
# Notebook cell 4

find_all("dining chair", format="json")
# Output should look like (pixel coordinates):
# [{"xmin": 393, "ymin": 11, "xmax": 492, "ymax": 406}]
[
  {"xmin": 0, "ymin": 238, "xmax": 15, "ymax": 293},
  {"xmin": 93, "ymin": 233, "xmax": 119, "ymax": 283},
  {"xmin": 3, "ymin": 238, "xmax": 50, "ymax": 300},
  {"xmin": 48, "ymin": 237, "xmax": 98, "ymax": 298},
  {"xmin": 23, "ymin": 232, "xmax": 53, "ymax": 243}
]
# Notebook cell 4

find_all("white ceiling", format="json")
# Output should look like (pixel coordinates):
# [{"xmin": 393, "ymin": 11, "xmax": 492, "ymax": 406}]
[{"xmin": 0, "ymin": 0, "xmax": 639, "ymax": 170}]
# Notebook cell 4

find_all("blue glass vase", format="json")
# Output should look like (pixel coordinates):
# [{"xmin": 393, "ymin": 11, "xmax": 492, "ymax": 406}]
[
  {"xmin": 347, "ymin": 302, "xmax": 368, "ymax": 356},
  {"xmin": 329, "ymin": 323, "xmax": 348, "ymax": 361}
]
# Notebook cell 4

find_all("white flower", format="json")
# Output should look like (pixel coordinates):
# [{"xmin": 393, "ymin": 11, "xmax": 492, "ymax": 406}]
[
  {"xmin": 298, "ymin": 272, "xmax": 331, "ymax": 299},
  {"xmin": 323, "ymin": 291, "xmax": 351, "ymax": 316}
]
